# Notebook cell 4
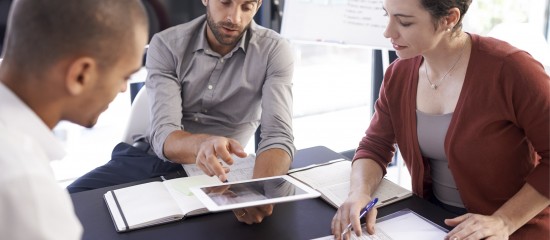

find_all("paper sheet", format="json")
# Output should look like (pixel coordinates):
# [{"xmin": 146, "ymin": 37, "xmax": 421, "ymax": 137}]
[
  {"xmin": 112, "ymin": 182, "xmax": 183, "ymax": 229},
  {"xmin": 289, "ymin": 160, "xmax": 411, "ymax": 208},
  {"xmin": 163, "ymin": 175, "xmax": 221, "ymax": 216},
  {"xmin": 312, "ymin": 209, "xmax": 448, "ymax": 240},
  {"xmin": 182, "ymin": 154, "xmax": 255, "ymax": 182}
]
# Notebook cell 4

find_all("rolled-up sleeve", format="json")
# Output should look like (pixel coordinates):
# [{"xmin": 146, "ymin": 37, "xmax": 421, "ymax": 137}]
[
  {"xmin": 256, "ymin": 38, "xmax": 296, "ymax": 159},
  {"xmin": 145, "ymin": 35, "xmax": 184, "ymax": 161}
]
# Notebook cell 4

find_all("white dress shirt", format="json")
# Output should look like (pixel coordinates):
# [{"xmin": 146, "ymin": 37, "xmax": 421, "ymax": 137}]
[{"xmin": 0, "ymin": 83, "xmax": 82, "ymax": 240}]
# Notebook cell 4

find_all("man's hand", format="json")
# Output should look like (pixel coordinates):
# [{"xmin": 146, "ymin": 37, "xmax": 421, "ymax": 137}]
[
  {"xmin": 195, "ymin": 136, "xmax": 247, "ymax": 182},
  {"xmin": 203, "ymin": 185, "xmax": 233, "ymax": 195},
  {"xmin": 233, "ymin": 205, "xmax": 274, "ymax": 224},
  {"xmin": 233, "ymin": 148, "xmax": 291, "ymax": 224}
]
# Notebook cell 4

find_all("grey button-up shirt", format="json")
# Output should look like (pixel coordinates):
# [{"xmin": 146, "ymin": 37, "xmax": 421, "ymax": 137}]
[{"xmin": 144, "ymin": 15, "xmax": 295, "ymax": 161}]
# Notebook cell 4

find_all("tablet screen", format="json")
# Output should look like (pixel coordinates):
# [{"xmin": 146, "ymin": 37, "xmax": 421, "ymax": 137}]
[{"xmin": 191, "ymin": 175, "xmax": 320, "ymax": 211}]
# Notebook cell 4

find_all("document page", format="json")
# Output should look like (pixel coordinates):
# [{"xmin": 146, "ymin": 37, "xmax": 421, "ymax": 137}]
[
  {"xmin": 289, "ymin": 160, "xmax": 411, "ymax": 208},
  {"xmin": 289, "ymin": 160, "xmax": 350, "ymax": 190},
  {"xmin": 312, "ymin": 209, "xmax": 448, "ymax": 240},
  {"xmin": 163, "ymin": 175, "xmax": 222, "ymax": 216},
  {"xmin": 312, "ymin": 226, "xmax": 392, "ymax": 240},
  {"xmin": 374, "ymin": 210, "xmax": 448, "ymax": 239},
  {"xmin": 112, "ymin": 181, "xmax": 183, "ymax": 229},
  {"xmin": 182, "ymin": 154, "xmax": 255, "ymax": 182}
]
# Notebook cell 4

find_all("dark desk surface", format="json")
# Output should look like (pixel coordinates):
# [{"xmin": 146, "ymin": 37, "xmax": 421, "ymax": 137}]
[{"xmin": 71, "ymin": 146, "xmax": 456, "ymax": 240}]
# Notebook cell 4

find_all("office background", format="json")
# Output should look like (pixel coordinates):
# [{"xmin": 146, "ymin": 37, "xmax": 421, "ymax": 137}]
[{"xmin": 0, "ymin": 0, "xmax": 548, "ymax": 188}]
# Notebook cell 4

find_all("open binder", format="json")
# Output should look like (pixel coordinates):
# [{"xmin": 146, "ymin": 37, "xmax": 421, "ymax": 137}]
[{"xmin": 104, "ymin": 175, "xmax": 220, "ymax": 232}]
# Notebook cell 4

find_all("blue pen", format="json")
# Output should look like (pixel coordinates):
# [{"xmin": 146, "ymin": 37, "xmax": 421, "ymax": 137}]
[{"xmin": 341, "ymin": 198, "xmax": 378, "ymax": 239}]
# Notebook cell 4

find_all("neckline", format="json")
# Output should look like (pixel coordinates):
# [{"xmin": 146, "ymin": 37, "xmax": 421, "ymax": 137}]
[{"xmin": 416, "ymin": 109, "xmax": 453, "ymax": 117}]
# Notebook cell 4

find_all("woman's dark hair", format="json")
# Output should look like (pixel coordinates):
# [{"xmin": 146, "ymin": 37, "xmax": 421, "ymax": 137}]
[{"xmin": 421, "ymin": 0, "xmax": 472, "ymax": 32}]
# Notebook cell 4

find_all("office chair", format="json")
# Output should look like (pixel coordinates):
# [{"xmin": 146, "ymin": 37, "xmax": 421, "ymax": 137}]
[{"xmin": 121, "ymin": 86, "xmax": 150, "ymax": 144}]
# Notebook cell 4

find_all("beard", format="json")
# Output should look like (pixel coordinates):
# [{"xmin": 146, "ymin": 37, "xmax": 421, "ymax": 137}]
[{"xmin": 206, "ymin": 7, "xmax": 249, "ymax": 46}]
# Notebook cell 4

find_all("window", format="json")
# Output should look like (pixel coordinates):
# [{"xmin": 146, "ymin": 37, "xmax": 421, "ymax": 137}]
[
  {"xmin": 289, "ymin": 42, "xmax": 374, "ymax": 153},
  {"xmin": 50, "ymin": 0, "xmax": 550, "ymax": 187},
  {"xmin": 464, "ymin": 0, "xmax": 550, "ymax": 68}
]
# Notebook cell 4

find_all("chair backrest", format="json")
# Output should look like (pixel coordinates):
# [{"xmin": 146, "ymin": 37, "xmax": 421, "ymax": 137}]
[{"xmin": 121, "ymin": 86, "xmax": 150, "ymax": 144}]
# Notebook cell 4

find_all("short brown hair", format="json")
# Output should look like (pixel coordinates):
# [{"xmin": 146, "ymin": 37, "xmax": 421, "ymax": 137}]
[{"xmin": 2, "ymin": 0, "xmax": 148, "ymax": 74}]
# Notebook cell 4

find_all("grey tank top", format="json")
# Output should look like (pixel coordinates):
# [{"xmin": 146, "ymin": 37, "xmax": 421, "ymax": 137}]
[{"xmin": 416, "ymin": 110, "xmax": 465, "ymax": 208}]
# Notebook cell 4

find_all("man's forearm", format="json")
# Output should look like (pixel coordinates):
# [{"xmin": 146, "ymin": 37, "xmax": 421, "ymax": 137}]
[
  {"xmin": 252, "ymin": 148, "xmax": 291, "ymax": 178},
  {"xmin": 163, "ymin": 130, "xmax": 209, "ymax": 164}
]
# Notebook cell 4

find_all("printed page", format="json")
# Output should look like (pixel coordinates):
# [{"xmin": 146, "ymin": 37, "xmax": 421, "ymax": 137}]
[
  {"xmin": 319, "ymin": 178, "xmax": 412, "ymax": 208},
  {"xmin": 371, "ymin": 179, "xmax": 412, "ymax": 207},
  {"xmin": 182, "ymin": 154, "xmax": 255, "ymax": 182},
  {"xmin": 317, "ymin": 181, "xmax": 349, "ymax": 208},
  {"xmin": 289, "ymin": 160, "xmax": 411, "ymax": 209},
  {"xmin": 289, "ymin": 160, "xmax": 351, "ymax": 190},
  {"xmin": 163, "ymin": 175, "xmax": 222, "ymax": 216},
  {"xmin": 312, "ymin": 209, "xmax": 448, "ymax": 240},
  {"xmin": 375, "ymin": 210, "xmax": 448, "ymax": 239},
  {"xmin": 289, "ymin": 160, "xmax": 350, "ymax": 208},
  {"xmin": 312, "ymin": 225, "xmax": 392, "ymax": 240}
]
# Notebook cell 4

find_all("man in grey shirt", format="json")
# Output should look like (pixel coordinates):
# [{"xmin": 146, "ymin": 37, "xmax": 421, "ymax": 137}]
[{"xmin": 68, "ymin": 0, "xmax": 294, "ymax": 224}]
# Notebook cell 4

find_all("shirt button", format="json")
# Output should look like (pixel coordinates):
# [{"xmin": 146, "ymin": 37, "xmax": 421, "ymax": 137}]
[
  {"xmin": 194, "ymin": 117, "xmax": 198, "ymax": 122},
  {"xmin": 220, "ymin": 58, "xmax": 224, "ymax": 63},
  {"xmin": 208, "ymin": 85, "xmax": 213, "ymax": 90}
]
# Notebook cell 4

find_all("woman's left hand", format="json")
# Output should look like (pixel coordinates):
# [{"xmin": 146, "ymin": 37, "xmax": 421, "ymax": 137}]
[{"xmin": 444, "ymin": 213, "xmax": 510, "ymax": 240}]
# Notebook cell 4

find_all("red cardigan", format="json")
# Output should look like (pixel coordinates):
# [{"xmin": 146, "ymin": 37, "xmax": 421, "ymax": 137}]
[{"xmin": 354, "ymin": 34, "xmax": 549, "ymax": 238}]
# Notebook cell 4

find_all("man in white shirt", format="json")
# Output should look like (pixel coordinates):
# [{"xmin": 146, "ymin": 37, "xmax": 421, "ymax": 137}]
[{"xmin": 0, "ymin": 0, "xmax": 148, "ymax": 239}]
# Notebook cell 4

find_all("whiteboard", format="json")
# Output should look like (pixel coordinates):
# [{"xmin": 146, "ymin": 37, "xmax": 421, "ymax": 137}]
[{"xmin": 281, "ymin": 0, "xmax": 392, "ymax": 49}]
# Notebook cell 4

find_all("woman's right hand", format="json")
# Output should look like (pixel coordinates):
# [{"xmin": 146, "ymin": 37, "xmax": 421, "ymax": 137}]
[{"xmin": 331, "ymin": 192, "xmax": 378, "ymax": 240}]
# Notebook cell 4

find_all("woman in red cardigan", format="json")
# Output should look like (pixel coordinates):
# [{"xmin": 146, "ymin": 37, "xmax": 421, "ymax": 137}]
[{"xmin": 331, "ymin": 0, "xmax": 550, "ymax": 239}]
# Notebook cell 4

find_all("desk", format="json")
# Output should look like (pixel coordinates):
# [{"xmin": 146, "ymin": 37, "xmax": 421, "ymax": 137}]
[{"xmin": 71, "ymin": 146, "xmax": 456, "ymax": 240}]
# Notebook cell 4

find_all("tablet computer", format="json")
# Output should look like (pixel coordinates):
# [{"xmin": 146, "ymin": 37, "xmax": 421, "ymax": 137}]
[{"xmin": 190, "ymin": 175, "xmax": 321, "ymax": 212}]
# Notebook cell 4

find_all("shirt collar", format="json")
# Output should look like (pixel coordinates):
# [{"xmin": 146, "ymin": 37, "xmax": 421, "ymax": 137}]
[{"xmin": 0, "ymin": 83, "xmax": 65, "ymax": 161}]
